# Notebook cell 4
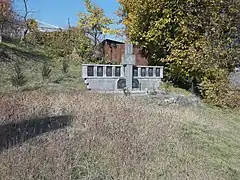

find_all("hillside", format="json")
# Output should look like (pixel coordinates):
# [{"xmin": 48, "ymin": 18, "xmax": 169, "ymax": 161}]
[
  {"xmin": 0, "ymin": 41, "xmax": 86, "ymax": 93},
  {"xmin": 0, "ymin": 41, "xmax": 240, "ymax": 180},
  {"xmin": 0, "ymin": 90, "xmax": 239, "ymax": 180}
]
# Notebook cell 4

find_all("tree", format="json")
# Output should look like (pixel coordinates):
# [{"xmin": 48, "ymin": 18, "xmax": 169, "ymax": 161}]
[
  {"xmin": 119, "ymin": 0, "xmax": 240, "ymax": 93},
  {"xmin": 0, "ymin": 0, "xmax": 13, "ymax": 42},
  {"xmin": 41, "ymin": 61, "xmax": 52, "ymax": 81},
  {"xmin": 29, "ymin": 27, "xmax": 94, "ymax": 60},
  {"xmin": 78, "ymin": 0, "xmax": 118, "ymax": 59},
  {"xmin": 27, "ymin": 18, "xmax": 38, "ymax": 32},
  {"xmin": 10, "ymin": 63, "xmax": 27, "ymax": 90}
]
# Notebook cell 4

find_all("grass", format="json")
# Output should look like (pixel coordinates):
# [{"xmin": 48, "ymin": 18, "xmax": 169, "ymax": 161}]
[
  {"xmin": 0, "ymin": 90, "xmax": 239, "ymax": 180},
  {"xmin": 0, "ymin": 42, "xmax": 86, "ymax": 93},
  {"xmin": 160, "ymin": 81, "xmax": 192, "ymax": 96},
  {"xmin": 0, "ymin": 40, "xmax": 240, "ymax": 179}
]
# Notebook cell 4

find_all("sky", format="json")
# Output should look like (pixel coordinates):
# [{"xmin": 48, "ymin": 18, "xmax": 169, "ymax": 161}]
[{"xmin": 14, "ymin": 0, "xmax": 123, "ymax": 40}]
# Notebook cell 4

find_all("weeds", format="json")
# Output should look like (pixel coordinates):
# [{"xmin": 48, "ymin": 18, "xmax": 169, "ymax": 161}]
[{"xmin": 0, "ymin": 91, "xmax": 239, "ymax": 180}]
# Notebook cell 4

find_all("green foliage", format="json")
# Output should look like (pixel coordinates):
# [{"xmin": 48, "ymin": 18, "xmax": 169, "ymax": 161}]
[
  {"xmin": 27, "ymin": 18, "xmax": 38, "ymax": 32},
  {"xmin": 62, "ymin": 58, "xmax": 69, "ymax": 74},
  {"xmin": 27, "ymin": 28, "xmax": 94, "ymax": 60},
  {"xmin": 119, "ymin": 0, "xmax": 240, "ymax": 107},
  {"xmin": 10, "ymin": 63, "xmax": 27, "ymax": 89},
  {"xmin": 42, "ymin": 61, "xmax": 52, "ymax": 81},
  {"xmin": 161, "ymin": 81, "xmax": 191, "ymax": 95},
  {"xmin": 25, "ymin": 0, "xmax": 120, "ymax": 62},
  {"xmin": 200, "ymin": 70, "xmax": 240, "ymax": 109}
]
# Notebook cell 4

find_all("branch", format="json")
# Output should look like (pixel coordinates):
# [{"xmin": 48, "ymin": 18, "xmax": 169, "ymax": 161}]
[{"xmin": 23, "ymin": 0, "xmax": 29, "ymax": 21}]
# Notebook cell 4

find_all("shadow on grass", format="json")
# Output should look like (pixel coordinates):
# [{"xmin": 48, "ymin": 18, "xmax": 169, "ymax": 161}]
[
  {"xmin": 0, "ymin": 42, "xmax": 50, "ymax": 62},
  {"xmin": 0, "ymin": 115, "xmax": 72, "ymax": 152}
]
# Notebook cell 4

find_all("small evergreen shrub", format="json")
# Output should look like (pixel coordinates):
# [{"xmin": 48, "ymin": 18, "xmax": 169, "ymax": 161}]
[
  {"xmin": 62, "ymin": 58, "xmax": 69, "ymax": 74},
  {"xmin": 42, "ymin": 61, "xmax": 52, "ymax": 81},
  {"xmin": 10, "ymin": 63, "xmax": 27, "ymax": 90}
]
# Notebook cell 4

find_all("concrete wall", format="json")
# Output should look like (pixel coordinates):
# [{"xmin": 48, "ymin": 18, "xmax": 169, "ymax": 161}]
[{"xmin": 82, "ymin": 64, "xmax": 164, "ymax": 91}]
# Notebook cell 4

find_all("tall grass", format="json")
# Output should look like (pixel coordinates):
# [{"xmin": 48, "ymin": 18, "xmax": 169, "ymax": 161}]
[{"xmin": 0, "ymin": 90, "xmax": 239, "ymax": 180}]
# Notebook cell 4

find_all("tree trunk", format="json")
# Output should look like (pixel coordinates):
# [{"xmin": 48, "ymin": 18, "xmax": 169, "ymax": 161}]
[
  {"xmin": 191, "ymin": 78, "xmax": 196, "ymax": 94},
  {"xmin": 21, "ymin": 28, "xmax": 28, "ymax": 42},
  {"xmin": 23, "ymin": 29, "xmax": 28, "ymax": 41}
]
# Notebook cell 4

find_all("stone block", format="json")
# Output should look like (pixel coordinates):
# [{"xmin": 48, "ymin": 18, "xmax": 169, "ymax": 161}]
[{"xmin": 82, "ymin": 64, "xmax": 164, "ymax": 92}]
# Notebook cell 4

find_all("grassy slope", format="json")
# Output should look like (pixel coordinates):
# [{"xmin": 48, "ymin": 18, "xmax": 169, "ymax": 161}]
[
  {"xmin": 0, "ymin": 41, "xmax": 86, "ymax": 93},
  {"xmin": 0, "ymin": 91, "xmax": 239, "ymax": 180},
  {"xmin": 0, "ymin": 41, "xmax": 239, "ymax": 179}
]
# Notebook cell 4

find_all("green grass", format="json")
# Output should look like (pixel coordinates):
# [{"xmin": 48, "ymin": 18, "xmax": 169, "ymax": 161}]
[
  {"xmin": 160, "ymin": 81, "xmax": 192, "ymax": 95},
  {"xmin": 0, "ymin": 42, "xmax": 86, "ymax": 93}
]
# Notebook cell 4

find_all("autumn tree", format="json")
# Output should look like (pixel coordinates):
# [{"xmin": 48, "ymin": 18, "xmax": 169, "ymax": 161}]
[
  {"xmin": 27, "ymin": 18, "xmax": 38, "ymax": 32},
  {"xmin": 0, "ymin": 0, "xmax": 13, "ymax": 42},
  {"xmin": 119, "ymin": 0, "xmax": 240, "ymax": 94},
  {"xmin": 78, "ymin": 0, "xmax": 118, "ymax": 59}
]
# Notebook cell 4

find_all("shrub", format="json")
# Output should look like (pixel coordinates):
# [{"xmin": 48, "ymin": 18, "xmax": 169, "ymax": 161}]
[
  {"xmin": 62, "ymin": 58, "xmax": 69, "ymax": 74},
  {"xmin": 42, "ymin": 61, "xmax": 52, "ymax": 81},
  {"xmin": 10, "ymin": 63, "xmax": 27, "ymax": 90},
  {"xmin": 200, "ymin": 69, "xmax": 240, "ymax": 108}
]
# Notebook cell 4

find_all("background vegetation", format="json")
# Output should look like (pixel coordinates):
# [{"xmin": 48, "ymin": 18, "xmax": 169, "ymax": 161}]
[{"xmin": 118, "ymin": 0, "xmax": 240, "ymax": 108}]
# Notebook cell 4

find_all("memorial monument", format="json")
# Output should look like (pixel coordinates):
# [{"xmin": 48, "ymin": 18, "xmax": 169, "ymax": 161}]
[{"xmin": 82, "ymin": 42, "xmax": 164, "ymax": 92}]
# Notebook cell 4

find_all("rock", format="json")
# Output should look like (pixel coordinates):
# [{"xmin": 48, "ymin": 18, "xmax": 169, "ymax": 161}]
[{"xmin": 158, "ymin": 94, "xmax": 202, "ymax": 107}]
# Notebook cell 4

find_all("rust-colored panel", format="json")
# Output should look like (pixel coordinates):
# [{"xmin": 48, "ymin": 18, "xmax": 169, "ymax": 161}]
[{"xmin": 102, "ymin": 40, "xmax": 148, "ymax": 66}]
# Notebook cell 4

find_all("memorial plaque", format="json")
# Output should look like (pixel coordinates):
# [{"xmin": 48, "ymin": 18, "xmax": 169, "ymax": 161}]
[
  {"xmin": 87, "ymin": 66, "xmax": 94, "ymax": 76},
  {"xmin": 106, "ymin": 66, "xmax": 112, "ymax": 76},
  {"xmin": 156, "ymin": 68, "xmax": 160, "ymax": 77},
  {"xmin": 132, "ymin": 79, "xmax": 139, "ymax": 88},
  {"xmin": 97, "ymin": 66, "xmax": 103, "ymax": 76},
  {"xmin": 117, "ymin": 79, "xmax": 126, "ymax": 89},
  {"xmin": 115, "ymin": 67, "xmax": 121, "ymax": 76},
  {"xmin": 148, "ymin": 68, "xmax": 153, "ymax": 77},
  {"xmin": 133, "ymin": 66, "xmax": 138, "ymax": 77},
  {"xmin": 82, "ymin": 43, "xmax": 164, "ymax": 91},
  {"xmin": 125, "ymin": 43, "xmax": 133, "ymax": 55},
  {"xmin": 141, "ymin": 67, "xmax": 146, "ymax": 76}
]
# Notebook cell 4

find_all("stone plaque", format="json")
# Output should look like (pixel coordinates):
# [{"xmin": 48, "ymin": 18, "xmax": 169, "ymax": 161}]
[
  {"xmin": 141, "ymin": 67, "xmax": 146, "ymax": 76},
  {"xmin": 87, "ymin": 66, "xmax": 94, "ymax": 76},
  {"xmin": 115, "ymin": 67, "xmax": 121, "ymax": 77},
  {"xmin": 125, "ymin": 43, "xmax": 133, "ymax": 55},
  {"xmin": 117, "ymin": 79, "xmax": 126, "ymax": 89},
  {"xmin": 132, "ymin": 79, "xmax": 139, "ymax": 88},
  {"xmin": 148, "ymin": 68, "xmax": 153, "ymax": 77},
  {"xmin": 156, "ymin": 68, "xmax": 160, "ymax": 77},
  {"xmin": 122, "ymin": 55, "xmax": 136, "ymax": 65},
  {"xmin": 97, "ymin": 66, "xmax": 103, "ymax": 76},
  {"xmin": 133, "ymin": 66, "xmax": 138, "ymax": 77},
  {"xmin": 106, "ymin": 66, "xmax": 112, "ymax": 76}
]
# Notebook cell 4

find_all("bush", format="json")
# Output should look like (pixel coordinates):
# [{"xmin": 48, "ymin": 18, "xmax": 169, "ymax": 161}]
[
  {"xmin": 42, "ymin": 61, "xmax": 52, "ymax": 81},
  {"xmin": 200, "ymin": 70, "xmax": 240, "ymax": 109},
  {"xmin": 10, "ymin": 63, "xmax": 27, "ymax": 90},
  {"xmin": 62, "ymin": 58, "xmax": 69, "ymax": 74}
]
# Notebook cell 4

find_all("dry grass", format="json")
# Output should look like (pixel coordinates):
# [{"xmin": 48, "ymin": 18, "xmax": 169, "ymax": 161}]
[{"xmin": 0, "ymin": 90, "xmax": 239, "ymax": 180}]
